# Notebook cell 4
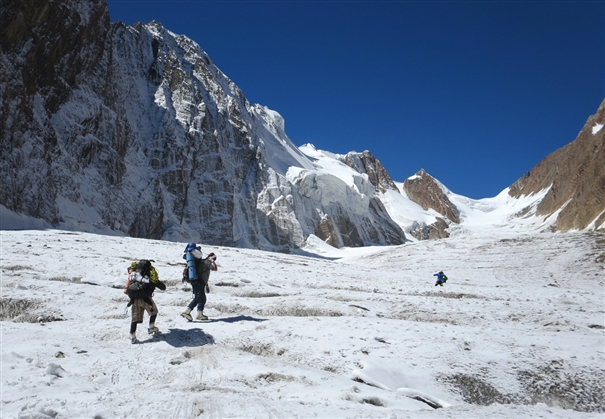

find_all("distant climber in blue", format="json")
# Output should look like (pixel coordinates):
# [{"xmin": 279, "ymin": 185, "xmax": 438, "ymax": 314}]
[{"xmin": 434, "ymin": 271, "xmax": 448, "ymax": 286}]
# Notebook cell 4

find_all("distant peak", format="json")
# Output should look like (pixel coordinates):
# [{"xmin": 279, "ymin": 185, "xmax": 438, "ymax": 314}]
[
  {"xmin": 403, "ymin": 170, "xmax": 460, "ymax": 224},
  {"xmin": 344, "ymin": 150, "xmax": 374, "ymax": 159},
  {"xmin": 408, "ymin": 168, "xmax": 430, "ymax": 181}
]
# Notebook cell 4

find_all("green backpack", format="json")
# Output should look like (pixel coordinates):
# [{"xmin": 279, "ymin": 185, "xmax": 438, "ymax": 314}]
[{"xmin": 126, "ymin": 260, "xmax": 155, "ymax": 301}]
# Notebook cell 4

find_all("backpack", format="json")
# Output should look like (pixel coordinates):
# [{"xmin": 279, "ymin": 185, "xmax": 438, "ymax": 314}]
[
  {"xmin": 183, "ymin": 243, "xmax": 201, "ymax": 281},
  {"xmin": 131, "ymin": 259, "xmax": 159, "ymax": 283},
  {"xmin": 182, "ymin": 257, "xmax": 211, "ymax": 283},
  {"xmin": 126, "ymin": 260, "xmax": 157, "ymax": 301},
  {"xmin": 127, "ymin": 280, "xmax": 151, "ymax": 301}
]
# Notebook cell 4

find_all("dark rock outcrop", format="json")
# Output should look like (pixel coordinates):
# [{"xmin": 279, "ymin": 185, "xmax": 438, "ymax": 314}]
[
  {"xmin": 403, "ymin": 169, "xmax": 460, "ymax": 224},
  {"xmin": 401, "ymin": 169, "xmax": 460, "ymax": 239},
  {"xmin": 1, "ymin": 0, "xmax": 111, "ymax": 224},
  {"xmin": 407, "ymin": 217, "xmax": 450, "ymax": 240},
  {"xmin": 509, "ymin": 99, "xmax": 605, "ymax": 231},
  {"xmin": 340, "ymin": 150, "xmax": 399, "ymax": 193}
]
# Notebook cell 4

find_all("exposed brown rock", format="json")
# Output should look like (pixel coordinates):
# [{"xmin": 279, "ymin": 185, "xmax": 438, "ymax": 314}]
[
  {"xmin": 403, "ymin": 169, "xmax": 460, "ymax": 224},
  {"xmin": 408, "ymin": 218, "xmax": 450, "ymax": 240},
  {"xmin": 315, "ymin": 215, "xmax": 338, "ymax": 247},
  {"xmin": 509, "ymin": 99, "xmax": 605, "ymax": 231},
  {"xmin": 340, "ymin": 151, "xmax": 399, "ymax": 193},
  {"xmin": 314, "ymin": 211, "xmax": 365, "ymax": 248}
]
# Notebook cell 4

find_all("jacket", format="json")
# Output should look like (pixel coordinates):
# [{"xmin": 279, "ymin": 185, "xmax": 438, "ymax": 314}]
[{"xmin": 194, "ymin": 257, "xmax": 217, "ymax": 286}]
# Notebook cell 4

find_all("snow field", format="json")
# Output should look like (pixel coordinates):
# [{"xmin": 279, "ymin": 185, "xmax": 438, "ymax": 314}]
[{"xmin": 1, "ymin": 229, "xmax": 604, "ymax": 418}]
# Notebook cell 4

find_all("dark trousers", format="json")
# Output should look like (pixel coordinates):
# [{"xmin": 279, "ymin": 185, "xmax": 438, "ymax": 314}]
[{"xmin": 187, "ymin": 281, "xmax": 206, "ymax": 311}]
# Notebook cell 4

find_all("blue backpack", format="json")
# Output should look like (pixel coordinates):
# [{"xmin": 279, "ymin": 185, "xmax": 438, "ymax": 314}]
[{"xmin": 183, "ymin": 243, "xmax": 200, "ymax": 281}]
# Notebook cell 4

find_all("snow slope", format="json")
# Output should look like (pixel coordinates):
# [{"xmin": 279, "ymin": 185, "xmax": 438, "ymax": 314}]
[
  {"xmin": 295, "ymin": 145, "xmax": 560, "ymax": 240},
  {"xmin": 1, "ymin": 228, "xmax": 604, "ymax": 418}
]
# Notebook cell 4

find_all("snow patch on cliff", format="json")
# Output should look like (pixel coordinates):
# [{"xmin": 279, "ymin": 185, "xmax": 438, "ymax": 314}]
[
  {"xmin": 299, "ymin": 144, "xmax": 373, "ymax": 197},
  {"xmin": 252, "ymin": 105, "xmax": 314, "ymax": 176}
]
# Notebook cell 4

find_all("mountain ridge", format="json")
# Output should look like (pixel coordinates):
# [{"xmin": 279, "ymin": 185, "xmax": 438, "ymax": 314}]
[
  {"xmin": 508, "ymin": 99, "xmax": 605, "ymax": 231},
  {"xmin": 1, "ymin": 0, "xmax": 603, "ymax": 252}
]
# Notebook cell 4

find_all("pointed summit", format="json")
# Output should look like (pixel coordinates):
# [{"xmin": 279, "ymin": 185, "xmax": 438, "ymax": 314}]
[
  {"xmin": 339, "ymin": 150, "xmax": 399, "ymax": 194},
  {"xmin": 404, "ymin": 169, "xmax": 460, "ymax": 224}
]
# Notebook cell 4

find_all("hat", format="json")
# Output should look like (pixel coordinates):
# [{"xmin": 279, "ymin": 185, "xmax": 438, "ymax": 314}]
[{"xmin": 207, "ymin": 252, "xmax": 216, "ymax": 261}]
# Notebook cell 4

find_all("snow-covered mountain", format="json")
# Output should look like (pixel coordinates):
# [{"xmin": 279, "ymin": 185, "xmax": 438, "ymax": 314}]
[
  {"xmin": 0, "ymin": 0, "xmax": 405, "ymax": 251},
  {"xmin": 1, "ymin": 0, "xmax": 603, "ymax": 253}
]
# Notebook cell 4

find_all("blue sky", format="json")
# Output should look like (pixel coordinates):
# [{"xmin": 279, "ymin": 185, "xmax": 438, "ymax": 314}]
[{"xmin": 107, "ymin": 0, "xmax": 604, "ymax": 199}]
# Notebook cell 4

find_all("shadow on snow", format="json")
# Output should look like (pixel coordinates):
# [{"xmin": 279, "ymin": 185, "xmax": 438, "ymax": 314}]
[
  {"xmin": 141, "ymin": 316, "xmax": 267, "ymax": 346},
  {"xmin": 143, "ymin": 328, "xmax": 214, "ymax": 347},
  {"xmin": 205, "ymin": 315, "xmax": 268, "ymax": 323}
]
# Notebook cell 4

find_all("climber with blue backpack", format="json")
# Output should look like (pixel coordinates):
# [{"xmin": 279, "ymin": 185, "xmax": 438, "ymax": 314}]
[{"xmin": 181, "ymin": 243, "xmax": 218, "ymax": 321}]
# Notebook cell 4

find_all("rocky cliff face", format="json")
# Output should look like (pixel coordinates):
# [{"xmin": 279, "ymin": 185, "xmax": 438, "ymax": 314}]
[
  {"xmin": 508, "ymin": 99, "xmax": 605, "ymax": 231},
  {"xmin": 1, "ymin": 0, "xmax": 111, "ymax": 225},
  {"xmin": 339, "ymin": 150, "xmax": 399, "ymax": 193},
  {"xmin": 2, "ymin": 0, "xmax": 601, "ymax": 249},
  {"xmin": 402, "ymin": 169, "xmax": 459, "ymax": 239},
  {"xmin": 0, "ymin": 0, "xmax": 406, "ymax": 250}
]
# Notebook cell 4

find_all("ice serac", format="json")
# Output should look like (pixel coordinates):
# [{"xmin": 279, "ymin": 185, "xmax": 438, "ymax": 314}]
[
  {"xmin": 0, "ymin": 0, "xmax": 406, "ymax": 250},
  {"xmin": 402, "ymin": 169, "xmax": 459, "ymax": 239},
  {"xmin": 508, "ymin": 99, "xmax": 605, "ymax": 231},
  {"xmin": 292, "ymin": 171, "xmax": 406, "ymax": 248}
]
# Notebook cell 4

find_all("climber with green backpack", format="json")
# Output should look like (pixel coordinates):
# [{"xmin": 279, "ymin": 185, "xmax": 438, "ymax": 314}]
[{"xmin": 123, "ymin": 259, "xmax": 166, "ymax": 344}]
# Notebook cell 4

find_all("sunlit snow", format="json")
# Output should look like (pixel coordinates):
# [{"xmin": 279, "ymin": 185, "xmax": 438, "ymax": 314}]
[{"xmin": 1, "ymin": 227, "xmax": 603, "ymax": 418}]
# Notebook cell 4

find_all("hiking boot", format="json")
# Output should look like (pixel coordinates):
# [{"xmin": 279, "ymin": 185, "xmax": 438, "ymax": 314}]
[
  {"xmin": 148, "ymin": 326, "xmax": 160, "ymax": 334},
  {"xmin": 130, "ymin": 335, "xmax": 138, "ymax": 344},
  {"xmin": 196, "ymin": 312, "xmax": 208, "ymax": 320},
  {"xmin": 181, "ymin": 308, "xmax": 193, "ymax": 322}
]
